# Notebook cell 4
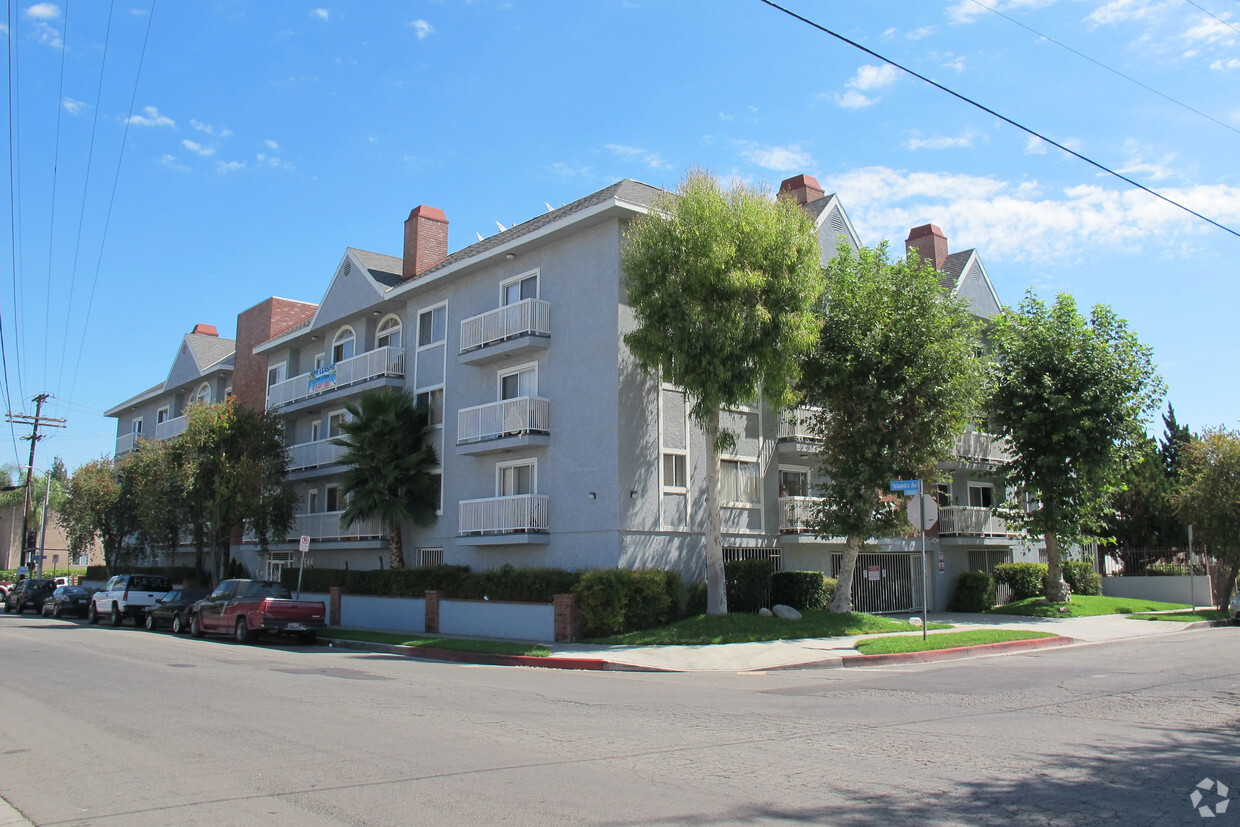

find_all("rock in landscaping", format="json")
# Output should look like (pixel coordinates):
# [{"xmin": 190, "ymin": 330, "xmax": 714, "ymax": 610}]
[
  {"xmin": 758, "ymin": 607, "xmax": 773, "ymax": 617},
  {"xmin": 772, "ymin": 604, "xmax": 802, "ymax": 621},
  {"xmin": 909, "ymin": 616, "xmax": 923, "ymax": 627}
]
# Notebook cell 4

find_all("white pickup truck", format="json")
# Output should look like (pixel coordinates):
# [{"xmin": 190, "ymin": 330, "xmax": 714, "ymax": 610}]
[{"xmin": 89, "ymin": 573, "xmax": 173, "ymax": 627}]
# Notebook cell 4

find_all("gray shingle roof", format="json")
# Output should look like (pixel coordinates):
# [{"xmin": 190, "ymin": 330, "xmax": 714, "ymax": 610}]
[
  {"xmin": 940, "ymin": 250, "xmax": 976, "ymax": 292},
  {"xmin": 801, "ymin": 193, "xmax": 840, "ymax": 221},
  {"xmin": 350, "ymin": 248, "xmax": 404, "ymax": 287},
  {"xmin": 185, "ymin": 333, "xmax": 235, "ymax": 371}
]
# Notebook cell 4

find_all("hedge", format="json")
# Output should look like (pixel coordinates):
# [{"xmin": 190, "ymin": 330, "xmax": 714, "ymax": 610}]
[
  {"xmin": 949, "ymin": 570, "xmax": 996, "ymax": 612},
  {"xmin": 83, "ymin": 565, "xmax": 202, "ymax": 584},
  {"xmin": 992, "ymin": 563, "xmax": 1047, "ymax": 600},
  {"xmin": 771, "ymin": 571, "xmax": 834, "ymax": 611},
  {"xmin": 573, "ymin": 568, "xmax": 680, "ymax": 638},
  {"xmin": 1063, "ymin": 561, "xmax": 1102, "ymax": 596},
  {"xmin": 725, "ymin": 559, "xmax": 774, "ymax": 613}
]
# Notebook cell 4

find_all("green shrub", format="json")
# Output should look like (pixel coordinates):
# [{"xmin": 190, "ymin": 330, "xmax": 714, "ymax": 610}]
[
  {"xmin": 724, "ymin": 559, "xmax": 774, "ymax": 613},
  {"xmin": 992, "ymin": 563, "xmax": 1048, "ymax": 600},
  {"xmin": 822, "ymin": 577, "xmax": 838, "ymax": 605},
  {"xmin": 573, "ymin": 568, "xmax": 679, "ymax": 638},
  {"xmin": 686, "ymin": 582, "xmax": 708, "ymax": 616},
  {"xmin": 464, "ymin": 565, "xmax": 583, "ymax": 603},
  {"xmin": 949, "ymin": 570, "xmax": 996, "ymax": 612},
  {"xmin": 1146, "ymin": 561, "xmax": 1191, "ymax": 576},
  {"xmin": 84, "ymin": 564, "xmax": 201, "ymax": 585},
  {"xmin": 1063, "ymin": 561, "xmax": 1102, "ymax": 596},
  {"xmin": 771, "ymin": 571, "xmax": 829, "ymax": 611}
]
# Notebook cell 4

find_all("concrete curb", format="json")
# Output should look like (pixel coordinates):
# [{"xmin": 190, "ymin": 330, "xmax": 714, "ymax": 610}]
[
  {"xmin": 325, "ymin": 637, "xmax": 674, "ymax": 672},
  {"xmin": 842, "ymin": 635, "xmax": 1076, "ymax": 667}
]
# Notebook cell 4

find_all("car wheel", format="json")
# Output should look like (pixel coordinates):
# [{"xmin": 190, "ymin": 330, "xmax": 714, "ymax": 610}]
[
  {"xmin": 1, "ymin": 599, "xmax": 7, "ymax": 614},
  {"xmin": 16, "ymin": 599, "xmax": 25, "ymax": 614},
  {"xmin": 145, "ymin": 613, "xmax": 156, "ymax": 631},
  {"xmin": 110, "ymin": 604, "xmax": 122, "ymax": 627},
  {"xmin": 190, "ymin": 614, "xmax": 204, "ymax": 638},
  {"xmin": 300, "ymin": 631, "xmax": 317, "ymax": 645},
  {"xmin": 171, "ymin": 614, "xmax": 184, "ymax": 634},
  {"xmin": 235, "ymin": 616, "xmax": 255, "ymax": 643},
  {"xmin": 52, "ymin": 604, "xmax": 61, "ymax": 618},
  {"xmin": 88, "ymin": 603, "xmax": 99, "ymax": 624}
]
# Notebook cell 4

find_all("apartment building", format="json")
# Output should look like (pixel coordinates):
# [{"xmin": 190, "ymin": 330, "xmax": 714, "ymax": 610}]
[{"xmin": 106, "ymin": 174, "xmax": 1027, "ymax": 611}]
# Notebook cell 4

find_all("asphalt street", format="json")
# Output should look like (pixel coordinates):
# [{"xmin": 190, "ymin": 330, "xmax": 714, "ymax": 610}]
[{"xmin": 1, "ymin": 613, "xmax": 1237, "ymax": 825}]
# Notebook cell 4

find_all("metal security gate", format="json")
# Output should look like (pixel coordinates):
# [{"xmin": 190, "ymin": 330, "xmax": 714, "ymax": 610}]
[
  {"xmin": 968, "ymin": 548, "xmax": 1015, "ymax": 606},
  {"xmin": 831, "ymin": 552, "xmax": 925, "ymax": 614}
]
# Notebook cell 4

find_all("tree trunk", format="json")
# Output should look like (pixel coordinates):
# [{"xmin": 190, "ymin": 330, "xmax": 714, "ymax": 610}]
[
  {"xmin": 1216, "ymin": 560, "xmax": 1238, "ymax": 612},
  {"xmin": 389, "ymin": 525, "xmax": 406, "ymax": 569},
  {"xmin": 1044, "ymin": 532, "xmax": 1070, "ymax": 602},
  {"xmin": 704, "ymin": 410, "xmax": 727, "ymax": 616},
  {"xmin": 828, "ymin": 534, "xmax": 863, "ymax": 613}
]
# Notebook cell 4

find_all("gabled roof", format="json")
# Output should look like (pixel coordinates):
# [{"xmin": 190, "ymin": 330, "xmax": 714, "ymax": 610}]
[
  {"xmin": 105, "ymin": 331, "xmax": 235, "ymax": 417},
  {"xmin": 941, "ymin": 250, "xmax": 975, "ymax": 292},
  {"xmin": 184, "ymin": 332, "xmax": 235, "ymax": 372},
  {"xmin": 349, "ymin": 248, "xmax": 403, "ymax": 288}
]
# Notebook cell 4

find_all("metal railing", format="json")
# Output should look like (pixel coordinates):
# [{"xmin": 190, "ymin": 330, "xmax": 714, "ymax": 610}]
[
  {"xmin": 292, "ymin": 511, "xmax": 382, "ymax": 541},
  {"xmin": 459, "ymin": 298, "xmax": 550, "ymax": 353},
  {"xmin": 266, "ymin": 346, "xmax": 405, "ymax": 408},
  {"xmin": 155, "ymin": 415, "xmax": 187, "ymax": 441},
  {"xmin": 832, "ymin": 552, "xmax": 926, "ymax": 614},
  {"xmin": 457, "ymin": 396, "xmax": 550, "ymax": 444},
  {"xmin": 458, "ymin": 494, "xmax": 549, "ymax": 535},
  {"xmin": 778, "ymin": 496, "xmax": 819, "ymax": 532},
  {"xmin": 777, "ymin": 407, "xmax": 823, "ymax": 442},
  {"xmin": 288, "ymin": 438, "xmax": 349, "ymax": 471},
  {"xmin": 938, "ymin": 505, "xmax": 1012, "ymax": 537},
  {"xmin": 953, "ymin": 429, "xmax": 1014, "ymax": 463},
  {"xmin": 115, "ymin": 432, "xmax": 140, "ymax": 454}
]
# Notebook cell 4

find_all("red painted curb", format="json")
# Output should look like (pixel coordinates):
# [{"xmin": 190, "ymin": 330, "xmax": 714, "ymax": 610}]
[
  {"xmin": 843, "ymin": 635, "xmax": 1075, "ymax": 667},
  {"xmin": 395, "ymin": 644, "xmax": 611, "ymax": 670}
]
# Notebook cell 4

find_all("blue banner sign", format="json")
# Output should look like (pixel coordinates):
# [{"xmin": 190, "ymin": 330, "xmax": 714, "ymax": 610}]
[
  {"xmin": 308, "ymin": 364, "xmax": 337, "ymax": 394},
  {"xmin": 889, "ymin": 479, "xmax": 921, "ymax": 494}
]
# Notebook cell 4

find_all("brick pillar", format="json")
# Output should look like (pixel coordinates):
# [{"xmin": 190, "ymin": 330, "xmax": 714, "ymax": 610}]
[
  {"xmin": 329, "ymin": 587, "xmax": 342, "ymax": 627},
  {"xmin": 553, "ymin": 593, "xmax": 579, "ymax": 643},
  {"xmin": 425, "ymin": 590, "xmax": 443, "ymax": 633}
]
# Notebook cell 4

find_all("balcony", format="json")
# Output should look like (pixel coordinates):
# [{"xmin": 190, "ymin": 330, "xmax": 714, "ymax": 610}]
[
  {"xmin": 266, "ymin": 346, "xmax": 405, "ymax": 410},
  {"xmin": 952, "ymin": 429, "xmax": 1014, "ymax": 466},
  {"xmin": 456, "ymin": 396, "xmax": 550, "ymax": 456},
  {"xmin": 287, "ymin": 438, "xmax": 348, "ymax": 472},
  {"xmin": 778, "ymin": 496, "xmax": 819, "ymax": 533},
  {"xmin": 937, "ymin": 506, "xmax": 1012, "ymax": 538},
  {"xmin": 294, "ymin": 511, "xmax": 382, "ymax": 542},
  {"xmin": 458, "ymin": 494, "xmax": 549, "ymax": 545},
  {"xmin": 776, "ymin": 407, "xmax": 822, "ymax": 456},
  {"xmin": 155, "ymin": 415, "xmax": 187, "ymax": 441},
  {"xmin": 115, "ymin": 431, "xmax": 141, "ymax": 455},
  {"xmin": 459, "ymin": 299, "xmax": 550, "ymax": 366}
]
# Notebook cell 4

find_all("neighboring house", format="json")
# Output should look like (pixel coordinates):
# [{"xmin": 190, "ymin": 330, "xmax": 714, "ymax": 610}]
[
  {"xmin": 105, "ymin": 174, "xmax": 1034, "ymax": 611},
  {"xmin": 0, "ymin": 501, "xmax": 101, "ymax": 572}
]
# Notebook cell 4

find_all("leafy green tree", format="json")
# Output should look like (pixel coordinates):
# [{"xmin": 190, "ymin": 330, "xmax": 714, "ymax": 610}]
[
  {"xmin": 128, "ymin": 439, "xmax": 190, "ymax": 561},
  {"xmin": 331, "ymin": 388, "xmax": 439, "ymax": 569},
  {"xmin": 1174, "ymin": 428, "xmax": 1240, "ymax": 610},
  {"xmin": 989, "ymin": 292, "xmax": 1164, "ymax": 602},
  {"xmin": 801, "ymin": 242, "xmax": 984, "ymax": 613},
  {"xmin": 58, "ymin": 456, "xmax": 141, "ymax": 574},
  {"xmin": 622, "ymin": 169, "xmax": 824, "ymax": 614}
]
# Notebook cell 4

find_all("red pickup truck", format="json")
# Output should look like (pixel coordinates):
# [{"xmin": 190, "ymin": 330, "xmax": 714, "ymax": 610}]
[{"xmin": 188, "ymin": 579, "xmax": 326, "ymax": 644}]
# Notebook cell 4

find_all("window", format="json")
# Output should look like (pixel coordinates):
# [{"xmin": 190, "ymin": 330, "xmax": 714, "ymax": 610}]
[
  {"xmin": 502, "ymin": 272, "xmax": 538, "ymax": 306},
  {"xmin": 156, "ymin": 407, "xmax": 169, "ymax": 425},
  {"xmin": 376, "ymin": 315, "xmax": 402, "ymax": 349},
  {"xmin": 194, "ymin": 382, "xmax": 211, "ymax": 405},
  {"xmin": 327, "ymin": 410, "xmax": 348, "ymax": 438},
  {"xmin": 314, "ymin": 353, "xmax": 326, "ymax": 371},
  {"xmin": 968, "ymin": 482, "xmax": 994, "ymax": 508},
  {"xmin": 498, "ymin": 363, "xmax": 537, "ymax": 400},
  {"xmin": 267, "ymin": 362, "xmax": 287, "ymax": 388},
  {"xmin": 935, "ymin": 482, "xmax": 953, "ymax": 507},
  {"xmin": 326, "ymin": 485, "xmax": 340, "ymax": 512},
  {"xmin": 132, "ymin": 417, "xmax": 143, "ymax": 436},
  {"xmin": 497, "ymin": 460, "xmax": 535, "ymax": 497},
  {"xmin": 662, "ymin": 453, "xmax": 687, "ymax": 490},
  {"xmin": 310, "ymin": 421, "xmax": 321, "ymax": 442},
  {"xmin": 332, "ymin": 327, "xmax": 356, "ymax": 363},
  {"xmin": 429, "ymin": 472, "xmax": 443, "ymax": 514},
  {"xmin": 418, "ymin": 305, "xmax": 446, "ymax": 347},
  {"xmin": 721, "ymin": 460, "xmax": 761, "ymax": 506},
  {"xmin": 416, "ymin": 388, "xmax": 444, "ymax": 427},
  {"xmin": 779, "ymin": 468, "xmax": 809, "ymax": 498}
]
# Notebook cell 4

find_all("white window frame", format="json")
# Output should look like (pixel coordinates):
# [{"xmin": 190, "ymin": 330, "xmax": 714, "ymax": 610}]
[
  {"xmin": 314, "ymin": 353, "xmax": 326, "ymax": 371},
  {"xmin": 778, "ymin": 465, "xmax": 810, "ymax": 499},
  {"xmin": 429, "ymin": 468, "xmax": 443, "ymax": 516},
  {"xmin": 415, "ymin": 386, "xmax": 445, "ymax": 429},
  {"xmin": 267, "ymin": 360, "xmax": 287, "ymax": 389},
  {"xmin": 658, "ymin": 383, "xmax": 692, "ymax": 529},
  {"xmin": 325, "ymin": 484, "xmax": 341, "ymax": 513},
  {"xmin": 156, "ymin": 407, "xmax": 169, "ymax": 425},
  {"xmin": 194, "ymin": 382, "xmax": 212, "ymax": 405},
  {"xmin": 307, "ymin": 490, "xmax": 319, "ymax": 514},
  {"xmin": 417, "ymin": 303, "xmax": 447, "ymax": 350},
  {"xmin": 662, "ymin": 452, "xmax": 688, "ymax": 492},
  {"xmin": 310, "ymin": 420, "xmax": 321, "ymax": 442},
  {"xmin": 376, "ymin": 314, "xmax": 403, "ymax": 350},
  {"xmin": 496, "ymin": 457, "xmax": 537, "ymax": 497},
  {"xmin": 332, "ymin": 326, "xmax": 357, "ymax": 364},
  {"xmin": 132, "ymin": 417, "xmax": 143, "ymax": 436},
  {"xmin": 968, "ymin": 482, "xmax": 995, "ymax": 509},
  {"xmin": 327, "ymin": 409, "xmax": 349, "ymax": 439},
  {"xmin": 497, "ymin": 361, "xmax": 538, "ymax": 400},
  {"xmin": 500, "ymin": 268, "xmax": 540, "ymax": 306},
  {"xmin": 720, "ymin": 458, "xmax": 762, "ymax": 508}
]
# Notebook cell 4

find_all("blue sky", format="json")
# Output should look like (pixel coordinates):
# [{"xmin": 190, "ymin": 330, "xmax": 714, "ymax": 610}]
[{"xmin": 4, "ymin": 0, "xmax": 1239, "ymax": 473}]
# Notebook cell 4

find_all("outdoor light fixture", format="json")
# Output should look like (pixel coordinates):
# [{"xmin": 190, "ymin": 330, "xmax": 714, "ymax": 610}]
[
  {"xmin": 588, "ymin": 492, "xmax": 597, "ymax": 500},
  {"xmin": 630, "ymin": 490, "xmax": 638, "ymax": 499},
  {"xmin": 505, "ymin": 253, "xmax": 516, "ymax": 260}
]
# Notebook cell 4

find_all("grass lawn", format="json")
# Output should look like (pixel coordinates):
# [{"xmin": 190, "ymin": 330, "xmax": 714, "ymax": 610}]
[
  {"xmin": 1127, "ymin": 609, "xmax": 1231, "ymax": 622},
  {"xmin": 986, "ymin": 594, "xmax": 1189, "ymax": 618},
  {"xmin": 855, "ymin": 629, "xmax": 1060, "ymax": 655},
  {"xmin": 588, "ymin": 610, "xmax": 951, "ymax": 645},
  {"xmin": 320, "ymin": 628, "xmax": 551, "ymax": 657}
]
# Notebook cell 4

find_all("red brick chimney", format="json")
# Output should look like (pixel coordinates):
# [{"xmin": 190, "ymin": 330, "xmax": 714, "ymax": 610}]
[
  {"xmin": 906, "ymin": 224, "xmax": 948, "ymax": 271},
  {"xmin": 777, "ymin": 174, "xmax": 825, "ymax": 206},
  {"xmin": 403, "ymin": 205, "xmax": 449, "ymax": 281},
  {"xmin": 191, "ymin": 323, "xmax": 218, "ymax": 336}
]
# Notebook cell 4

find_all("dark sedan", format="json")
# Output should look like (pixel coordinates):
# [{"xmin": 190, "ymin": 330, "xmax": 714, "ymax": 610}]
[
  {"xmin": 41, "ymin": 585, "xmax": 93, "ymax": 619},
  {"xmin": 2, "ymin": 579, "xmax": 56, "ymax": 614},
  {"xmin": 145, "ymin": 588, "xmax": 210, "ymax": 633}
]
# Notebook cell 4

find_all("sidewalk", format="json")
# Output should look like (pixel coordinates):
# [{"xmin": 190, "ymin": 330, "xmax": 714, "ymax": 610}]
[
  {"xmin": 0, "ymin": 796, "xmax": 32, "ymax": 827},
  {"xmin": 329, "ymin": 611, "xmax": 1232, "ymax": 673}
]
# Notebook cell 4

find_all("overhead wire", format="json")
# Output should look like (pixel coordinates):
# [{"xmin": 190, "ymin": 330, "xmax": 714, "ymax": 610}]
[
  {"xmin": 67, "ymin": 0, "xmax": 157, "ymax": 405},
  {"xmin": 756, "ymin": 0, "xmax": 1240, "ymax": 241},
  {"xmin": 967, "ymin": 0, "xmax": 1240, "ymax": 138},
  {"xmin": 7, "ymin": 0, "xmax": 24, "ymax": 411},
  {"xmin": 1182, "ymin": 0, "xmax": 1240, "ymax": 36},
  {"xmin": 44, "ymin": 1, "xmax": 71, "ymax": 389},
  {"xmin": 4, "ymin": 0, "xmax": 20, "ymax": 466}
]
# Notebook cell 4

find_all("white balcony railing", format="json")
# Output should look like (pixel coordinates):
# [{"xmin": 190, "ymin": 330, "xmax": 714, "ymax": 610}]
[
  {"xmin": 115, "ymin": 431, "xmax": 141, "ymax": 454},
  {"xmin": 293, "ymin": 511, "xmax": 382, "ymax": 541},
  {"xmin": 457, "ymin": 396, "xmax": 550, "ymax": 444},
  {"xmin": 777, "ymin": 407, "xmax": 823, "ymax": 442},
  {"xmin": 778, "ymin": 496, "xmax": 820, "ymax": 532},
  {"xmin": 155, "ymin": 415, "xmax": 187, "ymax": 441},
  {"xmin": 459, "ymin": 298, "xmax": 550, "ymax": 354},
  {"xmin": 938, "ymin": 505, "xmax": 1011, "ymax": 537},
  {"xmin": 266, "ymin": 346, "xmax": 405, "ymax": 409},
  {"xmin": 459, "ymin": 494, "xmax": 549, "ymax": 535},
  {"xmin": 288, "ymin": 438, "xmax": 348, "ymax": 471},
  {"xmin": 954, "ymin": 430, "xmax": 1014, "ymax": 464}
]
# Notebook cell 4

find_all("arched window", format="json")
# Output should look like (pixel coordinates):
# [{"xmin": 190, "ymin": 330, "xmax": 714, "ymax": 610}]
[
  {"xmin": 376, "ymin": 315, "xmax": 402, "ymax": 350},
  {"xmin": 194, "ymin": 382, "xmax": 212, "ymax": 405},
  {"xmin": 332, "ymin": 327, "xmax": 356, "ymax": 363}
]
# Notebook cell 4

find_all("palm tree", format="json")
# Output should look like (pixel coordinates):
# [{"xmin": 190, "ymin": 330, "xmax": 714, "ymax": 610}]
[{"xmin": 331, "ymin": 389, "xmax": 439, "ymax": 568}]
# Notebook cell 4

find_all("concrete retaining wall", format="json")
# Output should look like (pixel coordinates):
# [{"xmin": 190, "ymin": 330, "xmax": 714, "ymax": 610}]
[{"xmin": 1101, "ymin": 575, "xmax": 1213, "ymax": 606}]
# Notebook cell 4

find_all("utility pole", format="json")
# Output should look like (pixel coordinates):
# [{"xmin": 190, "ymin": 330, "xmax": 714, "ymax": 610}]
[{"xmin": 6, "ymin": 393, "xmax": 66, "ymax": 569}]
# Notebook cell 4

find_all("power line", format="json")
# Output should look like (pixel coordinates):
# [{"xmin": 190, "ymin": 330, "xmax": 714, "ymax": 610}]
[
  {"xmin": 7, "ymin": 0, "xmax": 24, "ymax": 408},
  {"xmin": 1183, "ymin": 0, "xmax": 1240, "ymax": 35},
  {"xmin": 968, "ymin": 0, "xmax": 1240, "ymax": 138},
  {"xmin": 44, "ymin": 0, "xmax": 72, "ymax": 386},
  {"xmin": 756, "ymin": 0, "xmax": 1240, "ymax": 241},
  {"xmin": 4, "ymin": 0, "xmax": 20, "ymax": 467}
]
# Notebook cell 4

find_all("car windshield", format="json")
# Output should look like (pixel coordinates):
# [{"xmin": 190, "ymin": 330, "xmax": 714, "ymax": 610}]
[
  {"xmin": 240, "ymin": 581, "xmax": 292, "ymax": 600},
  {"xmin": 60, "ymin": 587, "xmax": 88, "ymax": 596},
  {"xmin": 27, "ymin": 579, "xmax": 53, "ymax": 589}
]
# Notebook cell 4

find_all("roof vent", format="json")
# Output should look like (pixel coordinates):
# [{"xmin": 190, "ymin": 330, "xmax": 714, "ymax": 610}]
[{"xmin": 343, "ymin": 260, "xmax": 352, "ymax": 277}]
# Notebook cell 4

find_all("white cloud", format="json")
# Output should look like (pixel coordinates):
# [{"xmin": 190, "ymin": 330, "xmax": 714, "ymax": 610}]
[
  {"xmin": 1115, "ymin": 140, "xmax": 1181, "ymax": 182},
  {"xmin": 191, "ymin": 120, "xmax": 232, "ymax": 138},
  {"xmin": 256, "ymin": 153, "xmax": 294, "ymax": 170},
  {"xmin": 216, "ymin": 160, "xmax": 244, "ymax": 174},
  {"xmin": 835, "ymin": 89, "xmax": 877, "ymax": 110},
  {"xmin": 737, "ymin": 142, "xmax": 814, "ymax": 172},
  {"xmin": 264, "ymin": 139, "xmax": 279, "ymax": 150},
  {"xmin": 881, "ymin": 27, "xmax": 897, "ymax": 39},
  {"xmin": 181, "ymin": 139, "xmax": 215, "ymax": 157},
  {"xmin": 941, "ymin": 54, "xmax": 966, "ymax": 72},
  {"xmin": 549, "ymin": 162, "xmax": 591, "ymax": 178},
  {"xmin": 159, "ymin": 154, "xmax": 189, "ymax": 172},
  {"xmin": 822, "ymin": 165, "xmax": 1240, "ymax": 263},
  {"xmin": 1215, "ymin": 58, "xmax": 1240, "ymax": 70},
  {"xmin": 1024, "ymin": 135, "xmax": 1048, "ymax": 155},
  {"xmin": 848, "ymin": 64, "xmax": 900, "ymax": 92},
  {"xmin": 904, "ymin": 130, "xmax": 978, "ymax": 150},
  {"xmin": 907, "ymin": 26, "xmax": 935, "ymax": 40},
  {"xmin": 126, "ymin": 105, "xmax": 175, "ymax": 128},
  {"xmin": 62, "ymin": 97, "xmax": 86, "ymax": 115},
  {"xmin": 311, "ymin": 8, "xmax": 329, "ymax": 20},
  {"xmin": 949, "ymin": 0, "xmax": 1061, "ymax": 25},
  {"xmin": 24, "ymin": 3, "xmax": 60, "ymax": 20},
  {"xmin": 410, "ymin": 19, "xmax": 433, "ymax": 39},
  {"xmin": 605, "ymin": 143, "xmax": 671, "ymax": 170}
]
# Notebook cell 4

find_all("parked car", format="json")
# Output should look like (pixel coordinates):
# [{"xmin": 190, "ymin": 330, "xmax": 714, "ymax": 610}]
[
  {"xmin": 41, "ymin": 585, "xmax": 92, "ymax": 618},
  {"xmin": 144, "ymin": 588, "xmax": 210, "ymax": 633},
  {"xmin": 89, "ymin": 573, "xmax": 173, "ymax": 626},
  {"xmin": 189, "ymin": 579, "xmax": 326, "ymax": 644},
  {"xmin": 3, "ymin": 579, "xmax": 56, "ymax": 614}
]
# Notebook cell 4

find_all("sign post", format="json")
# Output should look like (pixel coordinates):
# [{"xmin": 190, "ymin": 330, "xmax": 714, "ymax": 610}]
[
  {"xmin": 296, "ymin": 535, "xmax": 311, "ymax": 599},
  {"xmin": 897, "ymin": 481, "xmax": 938, "ymax": 641}
]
